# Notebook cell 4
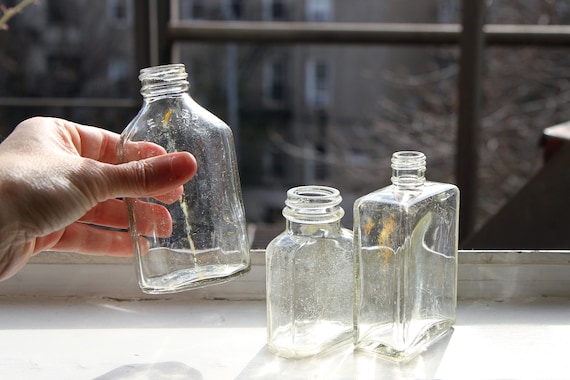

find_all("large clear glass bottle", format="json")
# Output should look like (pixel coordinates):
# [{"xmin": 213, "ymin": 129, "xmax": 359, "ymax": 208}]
[
  {"xmin": 266, "ymin": 185, "xmax": 354, "ymax": 358},
  {"xmin": 119, "ymin": 64, "xmax": 250, "ymax": 294},
  {"xmin": 353, "ymin": 151, "xmax": 459, "ymax": 360}
]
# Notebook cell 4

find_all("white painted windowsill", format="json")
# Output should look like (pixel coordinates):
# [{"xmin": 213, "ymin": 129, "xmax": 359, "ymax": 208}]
[{"xmin": 0, "ymin": 250, "xmax": 569, "ymax": 379}]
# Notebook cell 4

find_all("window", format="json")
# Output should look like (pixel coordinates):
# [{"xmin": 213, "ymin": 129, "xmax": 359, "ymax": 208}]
[
  {"xmin": 179, "ymin": 0, "xmax": 205, "ymax": 20},
  {"xmin": 262, "ymin": 148, "xmax": 285, "ymax": 184},
  {"xmin": 46, "ymin": 56, "xmax": 81, "ymax": 97},
  {"xmin": 47, "ymin": 0, "xmax": 65, "ymax": 24},
  {"xmin": 107, "ymin": 58, "xmax": 129, "ymax": 96},
  {"xmin": 306, "ymin": 0, "xmax": 332, "ymax": 22},
  {"xmin": 224, "ymin": 0, "xmax": 242, "ymax": 19},
  {"xmin": 3, "ymin": 0, "xmax": 570, "ymax": 271},
  {"xmin": 305, "ymin": 60, "xmax": 331, "ymax": 109},
  {"xmin": 437, "ymin": 0, "xmax": 460, "ymax": 23},
  {"xmin": 263, "ymin": 0, "xmax": 287, "ymax": 21},
  {"xmin": 107, "ymin": 0, "xmax": 132, "ymax": 28},
  {"xmin": 263, "ymin": 59, "xmax": 287, "ymax": 107}
]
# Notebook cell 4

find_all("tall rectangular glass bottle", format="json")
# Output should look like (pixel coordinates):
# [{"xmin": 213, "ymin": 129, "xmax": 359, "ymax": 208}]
[{"xmin": 353, "ymin": 151, "xmax": 459, "ymax": 360}]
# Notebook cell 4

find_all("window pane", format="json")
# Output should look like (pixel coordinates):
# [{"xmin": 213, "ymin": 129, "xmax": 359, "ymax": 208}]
[
  {"xmin": 488, "ymin": 0, "xmax": 569, "ymax": 25},
  {"xmin": 478, "ymin": 46, "xmax": 570, "ymax": 222},
  {"xmin": 263, "ymin": 59, "xmax": 287, "ymax": 105},
  {"xmin": 176, "ymin": 42, "xmax": 459, "ymax": 225},
  {"xmin": 2, "ymin": 0, "xmax": 568, "ymax": 235},
  {"xmin": 0, "ymin": 1, "xmax": 138, "ymax": 136},
  {"xmin": 306, "ymin": 0, "xmax": 333, "ymax": 22}
]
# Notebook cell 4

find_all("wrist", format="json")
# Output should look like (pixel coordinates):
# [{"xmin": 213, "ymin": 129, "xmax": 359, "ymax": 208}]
[
  {"xmin": 0, "ymin": 157, "xmax": 23, "ymax": 261},
  {"xmin": 0, "ymin": 172, "xmax": 33, "ymax": 281}
]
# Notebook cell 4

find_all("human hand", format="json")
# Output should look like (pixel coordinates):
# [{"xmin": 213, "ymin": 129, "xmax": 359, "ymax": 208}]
[{"xmin": 0, "ymin": 117, "xmax": 197, "ymax": 280}]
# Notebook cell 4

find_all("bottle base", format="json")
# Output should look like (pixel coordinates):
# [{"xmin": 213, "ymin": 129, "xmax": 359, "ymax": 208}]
[
  {"xmin": 268, "ymin": 337, "xmax": 353, "ymax": 359},
  {"xmin": 267, "ymin": 323, "xmax": 353, "ymax": 359},
  {"xmin": 356, "ymin": 321, "xmax": 453, "ymax": 362},
  {"xmin": 139, "ymin": 263, "xmax": 251, "ymax": 294}
]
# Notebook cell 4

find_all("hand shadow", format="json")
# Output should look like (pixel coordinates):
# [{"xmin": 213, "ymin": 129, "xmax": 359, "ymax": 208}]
[
  {"xmin": 93, "ymin": 362, "xmax": 203, "ymax": 380},
  {"xmin": 235, "ymin": 329, "xmax": 453, "ymax": 380}
]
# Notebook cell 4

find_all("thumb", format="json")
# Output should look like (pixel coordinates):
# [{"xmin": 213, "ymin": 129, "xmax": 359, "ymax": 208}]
[{"xmin": 104, "ymin": 152, "xmax": 197, "ymax": 199}]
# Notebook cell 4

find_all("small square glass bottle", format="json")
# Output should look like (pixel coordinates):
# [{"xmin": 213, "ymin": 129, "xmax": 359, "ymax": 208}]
[
  {"xmin": 266, "ymin": 185, "xmax": 354, "ymax": 358},
  {"xmin": 353, "ymin": 151, "xmax": 459, "ymax": 360}
]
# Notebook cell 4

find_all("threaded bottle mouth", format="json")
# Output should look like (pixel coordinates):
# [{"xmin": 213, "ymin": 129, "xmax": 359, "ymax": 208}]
[
  {"xmin": 139, "ymin": 64, "xmax": 188, "ymax": 82},
  {"xmin": 391, "ymin": 151, "xmax": 426, "ymax": 188},
  {"xmin": 139, "ymin": 64, "xmax": 189, "ymax": 100},
  {"xmin": 391, "ymin": 151, "xmax": 426, "ymax": 170},
  {"xmin": 282, "ymin": 185, "xmax": 344, "ymax": 224}
]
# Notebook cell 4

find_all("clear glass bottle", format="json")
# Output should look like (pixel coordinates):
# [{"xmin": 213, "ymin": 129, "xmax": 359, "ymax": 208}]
[
  {"xmin": 266, "ymin": 185, "xmax": 354, "ymax": 358},
  {"xmin": 119, "ymin": 64, "xmax": 250, "ymax": 294},
  {"xmin": 353, "ymin": 151, "xmax": 459, "ymax": 360}
]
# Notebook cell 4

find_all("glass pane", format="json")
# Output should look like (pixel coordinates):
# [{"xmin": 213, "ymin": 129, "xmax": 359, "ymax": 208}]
[
  {"xmin": 177, "ymin": 42, "xmax": 459, "ymax": 227},
  {"xmin": 172, "ymin": 2, "xmax": 569, "ymax": 237},
  {"xmin": 478, "ymin": 46, "xmax": 570, "ymax": 223},
  {"xmin": 0, "ymin": 0, "xmax": 138, "ymax": 136},
  {"xmin": 478, "ymin": 0, "xmax": 570, "ymax": 228},
  {"xmin": 488, "ymin": 0, "xmax": 569, "ymax": 25},
  {"xmin": 2, "ymin": 0, "xmax": 568, "ymax": 243}
]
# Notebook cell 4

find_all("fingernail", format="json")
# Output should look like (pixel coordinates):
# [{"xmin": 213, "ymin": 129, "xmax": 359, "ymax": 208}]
[{"xmin": 169, "ymin": 152, "xmax": 197, "ymax": 179}]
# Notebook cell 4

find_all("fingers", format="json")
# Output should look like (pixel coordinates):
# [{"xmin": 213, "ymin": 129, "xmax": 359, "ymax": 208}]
[
  {"xmin": 79, "ymin": 199, "xmax": 129, "ymax": 227},
  {"xmin": 58, "ymin": 119, "xmax": 167, "ymax": 164},
  {"xmin": 121, "ymin": 140, "xmax": 168, "ymax": 161},
  {"xmin": 38, "ymin": 223, "xmax": 137, "ymax": 257},
  {"xmin": 153, "ymin": 185, "xmax": 184, "ymax": 204},
  {"xmin": 104, "ymin": 151, "xmax": 197, "ymax": 200},
  {"xmin": 12, "ymin": 117, "xmax": 170, "ymax": 164},
  {"xmin": 55, "ymin": 118, "xmax": 197, "ymax": 201},
  {"xmin": 34, "ymin": 202, "xmax": 171, "ymax": 257},
  {"xmin": 126, "ymin": 199, "xmax": 174, "ymax": 237},
  {"xmin": 79, "ymin": 199, "xmax": 173, "ymax": 237}
]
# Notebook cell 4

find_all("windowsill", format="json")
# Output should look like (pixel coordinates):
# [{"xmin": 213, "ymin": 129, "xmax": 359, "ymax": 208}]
[
  {"xmin": 0, "ymin": 296, "xmax": 568, "ymax": 378},
  {"xmin": 16, "ymin": 249, "xmax": 570, "ymax": 301},
  {"xmin": 1, "ymin": 250, "xmax": 569, "ymax": 378}
]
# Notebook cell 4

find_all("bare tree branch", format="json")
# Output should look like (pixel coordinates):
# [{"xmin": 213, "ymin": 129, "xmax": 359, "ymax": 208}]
[{"xmin": 0, "ymin": 0, "xmax": 36, "ymax": 31}]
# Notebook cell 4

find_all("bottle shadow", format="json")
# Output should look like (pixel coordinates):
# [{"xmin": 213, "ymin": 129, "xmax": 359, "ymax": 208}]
[
  {"xmin": 93, "ymin": 362, "xmax": 203, "ymax": 380},
  {"xmin": 235, "ymin": 329, "xmax": 453, "ymax": 380}
]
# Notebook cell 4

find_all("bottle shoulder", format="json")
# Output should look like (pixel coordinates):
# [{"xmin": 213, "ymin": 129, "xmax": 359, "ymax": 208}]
[
  {"xmin": 135, "ymin": 95, "xmax": 229, "ymax": 127},
  {"xmin": 355, "ymin": 181, "xmax": 458, "ymax": 208},
  {"xmin": 266, "ymin": 228, "xmax": 353, "ymax": 252},
  {"xmin": 121, "ymin": 96, "xmax": 233, "ymax": 141},
  {"xmin": 185, "ymin": 96, "xmax": 230, "ymax": 130}
]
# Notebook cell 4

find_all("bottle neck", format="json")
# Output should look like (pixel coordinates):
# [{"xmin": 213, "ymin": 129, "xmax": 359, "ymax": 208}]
[
  {"xmin": 139, "ymin": 64, "xmax": 190, "ymax": 102},
  {"xmin": 282, "ymin": 186, "xmax": 344, "ymax": 235},
  {"xmin": 391, "ymin": 151, "xmax": 426, "ymax": 191},
  {"xmin": 286, "ymin": 219, "xmax": 342, "ymax": 237}
]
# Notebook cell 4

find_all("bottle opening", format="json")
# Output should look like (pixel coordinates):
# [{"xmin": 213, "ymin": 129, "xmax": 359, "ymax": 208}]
[
  {"xmin": 283, "ymin": 185, "xmax": 344, "ymax": 223},
  {"xmin": 139, "ymin": 64, "xmax": 189, "ymax": 100},
  {"xmin": 391, "ymin": 151, "xmax": 426, "ymax": 188},
  {"xmin": 139, "ymin": 64, "xmax": 188, "ymax": 82},
  {"xmin": 391, "ymin": 151, "xmax": 426, "ymax": 170}
]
